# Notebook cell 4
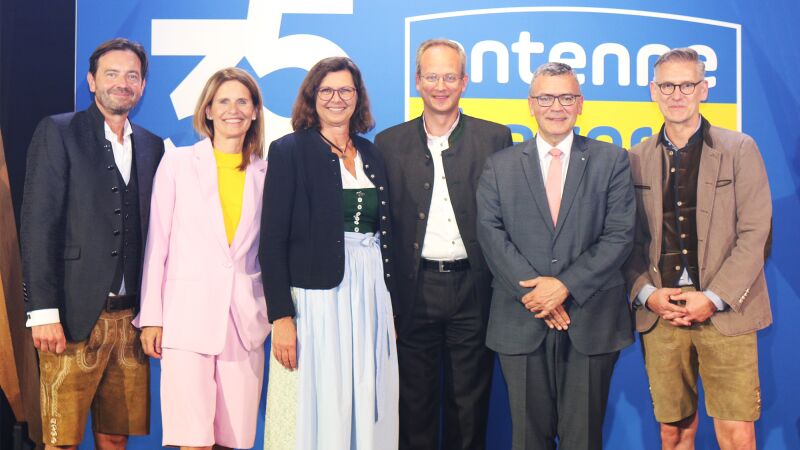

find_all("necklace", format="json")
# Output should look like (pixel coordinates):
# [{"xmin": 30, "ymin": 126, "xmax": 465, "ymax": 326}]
[{"xmin": 318, "ymin": 130, "xmax": 352, "ymax": 159}]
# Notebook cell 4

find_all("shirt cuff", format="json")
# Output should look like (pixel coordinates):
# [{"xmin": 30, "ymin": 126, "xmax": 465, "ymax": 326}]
[
  {"xmin": 704, "ymin": 290, "xmax": 726, "ymax": 311},
  {"xmin": 26, "ymin": 308, "xmax": 61, "ymax": 327},
  {"xmin": 636, "ymin": 284, "xmax": 657, "ymax": 308}
]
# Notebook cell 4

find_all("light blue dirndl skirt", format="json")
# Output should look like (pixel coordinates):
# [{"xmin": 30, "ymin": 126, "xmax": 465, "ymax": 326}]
[{"xmin": 265, "ymin": 232, "xmax": 399, "ymax": 450}]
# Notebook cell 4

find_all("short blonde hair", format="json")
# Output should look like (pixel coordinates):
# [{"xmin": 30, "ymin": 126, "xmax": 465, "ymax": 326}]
[
  {"xmin": 415, "ymin": 38, "xmax": 466, "ymax": 76},
  {"xmin": 193, "ymin": 67, "xmax": 265, "ymax": 169}
]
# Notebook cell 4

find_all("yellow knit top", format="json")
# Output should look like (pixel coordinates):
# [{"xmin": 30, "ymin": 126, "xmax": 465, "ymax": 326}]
[{"xmin": 213, "ymin": 149, "xmax": 246, "ymax": 245}]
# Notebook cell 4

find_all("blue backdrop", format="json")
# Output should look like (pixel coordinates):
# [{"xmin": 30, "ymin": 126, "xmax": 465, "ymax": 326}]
[{"xmin": 75, "ymin": 1, "xmax": 800, "ymax": 448}]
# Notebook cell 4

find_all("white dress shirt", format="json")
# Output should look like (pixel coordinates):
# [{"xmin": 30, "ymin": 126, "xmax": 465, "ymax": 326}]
[
  {"xmin": 26, "ymin": 120, "xmax": 134, "ymax": 327},
  {"xmin": 420, "ymin": 115, "xmax": 468, "ymax": 261}
]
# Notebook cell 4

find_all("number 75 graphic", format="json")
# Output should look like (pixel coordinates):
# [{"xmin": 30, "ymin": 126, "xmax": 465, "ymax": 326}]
[{"xmin": 153, "ymin": 0, "xmax": 352, "ymax": 143}]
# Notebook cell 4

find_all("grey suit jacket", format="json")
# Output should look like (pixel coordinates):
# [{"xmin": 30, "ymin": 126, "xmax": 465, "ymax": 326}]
[
  {"xmin": 625, "ymin": 124, "xmax": 772, "ymax": 336},
  {"xmin": 477, "ymin": 134, "xmax": 635, "ymax": 356},
  {"xmin": 375, "ymin": 115, "xmax": 512, "ymax": 333}
]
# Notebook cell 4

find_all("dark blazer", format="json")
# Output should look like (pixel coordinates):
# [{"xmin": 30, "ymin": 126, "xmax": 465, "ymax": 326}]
[
  {"xmin": 374, "ymin": 115, "xmax": 513, "ymax": 333},
  {"xmin": 477, "ymin": 134, "xmax": 635, "ymax": 356},
  {"xmin": 259, "ymin": 128, "xmax": 394, "ymax": 322},
  {"xmin": 20, "ymin": 102, "xmax": 164, "ymax": 342}
]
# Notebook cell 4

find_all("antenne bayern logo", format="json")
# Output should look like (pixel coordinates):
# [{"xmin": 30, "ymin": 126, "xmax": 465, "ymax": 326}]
[
  {"xmin": 405, "ymin": 7, "xmax": 741, "ymax": 148},
  {"xmin": 151, "ymin": 0, "xmax": 353, "ymax": 145}
]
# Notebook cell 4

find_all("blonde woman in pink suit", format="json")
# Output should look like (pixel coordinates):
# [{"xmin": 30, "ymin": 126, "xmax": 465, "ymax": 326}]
[{"xmin": 134, "ymin": 67, "xmax": 270, "ymax": 449}]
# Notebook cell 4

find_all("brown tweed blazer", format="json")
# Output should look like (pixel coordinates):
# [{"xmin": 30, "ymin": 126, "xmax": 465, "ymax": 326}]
[{"xmin": 625, "ymin": 124, "xmax": 772, "ymax": 336}]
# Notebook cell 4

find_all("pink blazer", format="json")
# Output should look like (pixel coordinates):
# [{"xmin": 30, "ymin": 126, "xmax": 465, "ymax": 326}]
[{"xmin": 133, "ymin": 138, "xmax": 270, "ymax": 355}]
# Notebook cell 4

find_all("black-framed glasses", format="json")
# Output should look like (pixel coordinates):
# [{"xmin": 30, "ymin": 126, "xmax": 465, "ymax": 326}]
[
  {"xmin": 318, "ymin": 86, "xmax": 356, "ymax": 101},
  {"xmin": 654, "ymin": 80, "xmax": 704, "ymax": 95},
  {"xmin": 529, "ymin": 94, "xmax": 582, "ymax": 107},
  {"xmin": 420, "ymin": 73, "xmax": 463, "ymax": 85}
]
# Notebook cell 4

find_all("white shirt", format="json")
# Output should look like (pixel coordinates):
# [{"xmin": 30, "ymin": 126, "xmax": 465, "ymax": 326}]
[
  {"xmin": 26, "ymin": 119, "xmax": 134, "ymax": 327},
  {"xmin": 536, "ymin": 132, "xmax": 574, "ymax": 196},
  {"xmin": 420, "ymin": 115, "xmax": 468, "ymax": 261},
  {"xmin": 340, "ymin": 151, "xmax": 375, "ymax": 189},
  {"xmin": 107, "ymin": 120, "xmax": 134, "ymax": 184}
]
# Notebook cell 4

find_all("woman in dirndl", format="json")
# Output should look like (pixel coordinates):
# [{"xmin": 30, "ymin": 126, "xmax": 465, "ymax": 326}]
[{"xmin": 260, "ymin": 56, "xmax": 398, "ymax": 450}]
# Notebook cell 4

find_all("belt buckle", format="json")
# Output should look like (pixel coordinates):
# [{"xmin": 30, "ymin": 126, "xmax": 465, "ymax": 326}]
[{"xmin": 438, "ymin": 261, "xmax": 451, "ymax": 273}]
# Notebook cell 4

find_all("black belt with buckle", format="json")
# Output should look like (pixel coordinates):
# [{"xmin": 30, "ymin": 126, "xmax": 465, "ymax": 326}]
[
  {"xmin": 106, "ymin": 294, "xmax": 138, "ymax": 311},
  {"xmin": 421, "ymin": 258, "xmax": 470, "ymax": 273}
]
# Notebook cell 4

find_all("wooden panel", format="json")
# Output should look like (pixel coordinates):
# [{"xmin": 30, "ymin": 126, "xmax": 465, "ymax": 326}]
[{"xmin": 0, "ymin": 128, "xmax": 42, "ymax": 443}]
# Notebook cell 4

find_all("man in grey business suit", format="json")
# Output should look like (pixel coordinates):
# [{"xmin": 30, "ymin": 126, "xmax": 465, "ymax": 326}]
[
  {"xmin": 477, "ymin": 62, "xmax": 635, "ymax": 450},
  {"xmin": 375, "ymin": 39, "xmax": 512, "ymax": 450},
  {"xmin": 625, "ymin": 48, "xmax": 772, "ymax": 450}
]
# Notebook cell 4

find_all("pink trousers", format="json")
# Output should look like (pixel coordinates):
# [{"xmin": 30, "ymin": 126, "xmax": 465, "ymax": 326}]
[{"xmin": 160, "ymin": 314, "xmax": 265, "ymax": 448}]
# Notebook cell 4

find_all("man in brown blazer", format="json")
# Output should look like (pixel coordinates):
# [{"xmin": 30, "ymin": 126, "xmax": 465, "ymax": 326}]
[{"xmin": 626, "ymin": 48, "xmax": 772, "ymax": 450}]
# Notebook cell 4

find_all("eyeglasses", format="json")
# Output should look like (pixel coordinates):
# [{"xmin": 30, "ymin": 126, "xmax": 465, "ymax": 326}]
[
  {"xmin": 318, "ymin": 87, "xmax": 356, "ymax": 101},
  {"xmin": 529, "ymin": 94, "xmax": 582, "ymax": 107},
  {"xmin": 420, "ymin": 73, "xmax": 463, "ymax": 85},
  {"xmin": 654, "ymin": 80, "xmax": 704, "ymax": 95}
]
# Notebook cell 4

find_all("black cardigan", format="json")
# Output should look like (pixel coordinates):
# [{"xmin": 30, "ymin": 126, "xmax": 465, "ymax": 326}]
[{"xmin": 259, "ymin": 128, "xmax": 395, "ymax": 322}]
